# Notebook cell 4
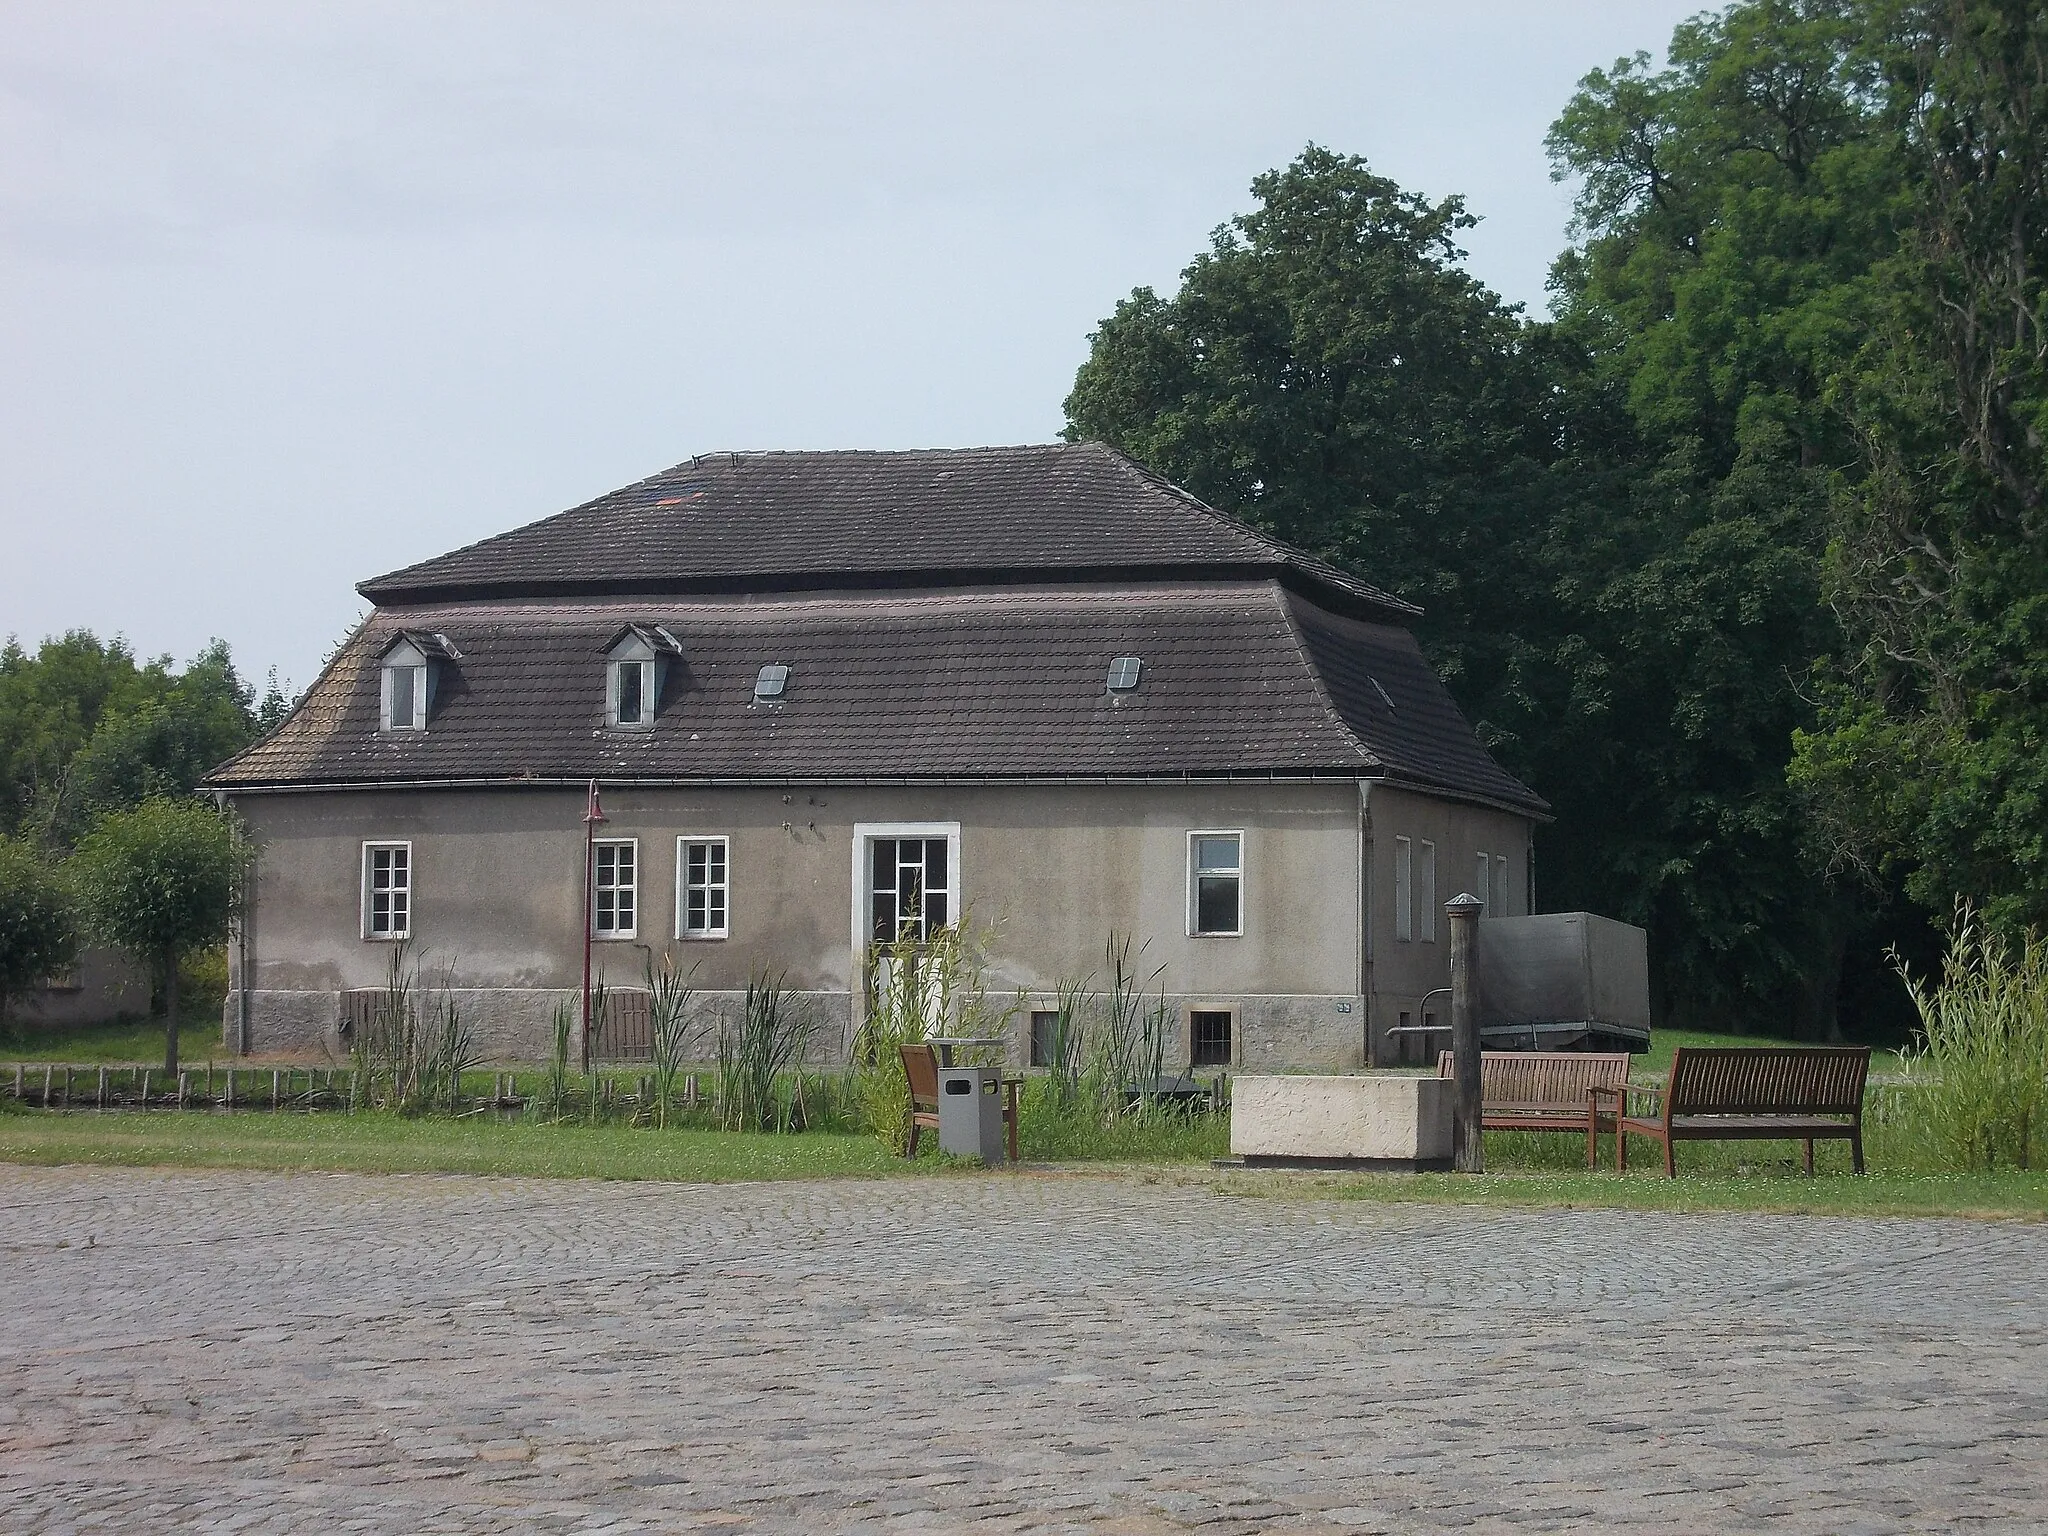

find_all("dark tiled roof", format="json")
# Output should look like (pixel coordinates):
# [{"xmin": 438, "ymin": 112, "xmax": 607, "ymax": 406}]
[
  {"xmin": 207, "ymin": 582, "xmax": 1544, "ymax": 813},
  {"xmin": 357, "ymin": 442, "xmax": 1417, "ymax": 620},
  {"xmin": 1285, "ymin": 593, "xmax": 1547, "ymax": 813}
]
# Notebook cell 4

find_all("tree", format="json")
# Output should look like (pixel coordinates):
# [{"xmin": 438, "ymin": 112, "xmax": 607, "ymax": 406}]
[
  {"xmin": 0, "ymin": 633, "xmax": 265, "ymax": 848},
  {"xmin": 1797, "ymin": 0, "xmax": 2048, "ymax": 934},
  {"xmin": 0, "ymin": 840, "xmax": 76, "ymax": 1033},
  {"xmin": 70, "ymin": 798, "xmax": 250, "ymax": 1074}
]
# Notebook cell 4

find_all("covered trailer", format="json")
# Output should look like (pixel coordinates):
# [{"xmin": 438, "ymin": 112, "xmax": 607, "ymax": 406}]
[{"xmin": 1474, "ymin": 912, "xmax": 1651, "ymax": 1053}]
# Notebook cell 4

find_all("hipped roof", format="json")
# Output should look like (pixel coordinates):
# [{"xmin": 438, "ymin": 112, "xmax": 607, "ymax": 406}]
[
  {"xmin": 358, "ymin": 441, "xmax": 1418, "ymax": 622},
  {"xmin": 208, "ymin": 582, "xmax": 1547, "ymax": 814}
]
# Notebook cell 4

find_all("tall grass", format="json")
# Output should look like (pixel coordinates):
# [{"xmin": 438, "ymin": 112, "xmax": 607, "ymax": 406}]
[
  {"xmin": 1897, "ymin": 910, "xmax": 2048, "ymax": 1171},
  {"xmin": 850, "ymin": 923, "xmax": 1021, "ymax": 1148},
  {"xmin": 343, "ymin": 944, "xmax": 481, "ymax": 1115},
  {"xmin": 1094, "ymin": 932, "xmax": 1173, "ymax": 1103},
  {"xmin": 646, "ymin": 953, "xmax": 701, "ymax": 1129},
  {"xmin": 716, "ymin": 970, "xmax": 815, "ymax": 1133}
]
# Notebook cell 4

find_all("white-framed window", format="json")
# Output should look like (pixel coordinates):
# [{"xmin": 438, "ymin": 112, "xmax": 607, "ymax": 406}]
[
  {"xmin": 1188, "ymin": 831, "xmax": 1243, "ymax": 937},
  {"xmin": 1476, "ymin": 851, "xmax": 1491, "ymax": 914},
  {"xmin": 605, "ymin": 627, "xmax": 674, "ymax": 729},
  {"xmin": 592, "ymin": 839, "xmax": 637, "ymax": 939},
  {"xmin": 677, "ymin": 836, "xmax": 729, "ymax": 939},
  {"xmin": 609, "ymin": 657, "xmax": 654, "ymax": 727},
  {"xmin": 362, "ymin": 842, "xmax": 412, "ymax": 940},
  {"xmin": 1419, "ymin": 839, "xmax": 1437, "ymax": 943},
  {"xmin": 869, "ymin": 834, "xmax": 952, "ymax": 941},
  {"xmin": 1394, "ymin": 835, "xmax": 1413, "ymax": 942},
  {"xmin": 380, "ymin": 638, "xmax": 429, "ymax": 732}
]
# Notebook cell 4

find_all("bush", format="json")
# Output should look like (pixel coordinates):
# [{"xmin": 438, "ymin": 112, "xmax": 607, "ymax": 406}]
[{"xmin": 0, "ymin": 839, "xmax": 76, "ymax": 1031}]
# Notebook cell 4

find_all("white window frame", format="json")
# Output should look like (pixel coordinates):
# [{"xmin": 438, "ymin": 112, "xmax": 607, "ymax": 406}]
[
  {"xmin": 1475, "ymin": 851, "xmax": 1491, "ymax": 914},
  {"xmin": 1187, "ymin": 830, "xmax": 1244, "ymax": 938},
  {"xmin": 608, "ymin": 657, "xmax": 656, "ymax": 728},
  {"xmin": 676, "ymin": 835, "xmax": 730, "ymax": 940},
  {"xmin": 591, "ymin": 837, "xmax": 638, "ymax": 940},
  {"xmin": 1394, "ymin": 835, "xmax": 1413, "ymax": 943},
  {"xmin": 380, "ymin": 639, "xmax": 429, "ymax": 733},
  {"xmin": 361, "ymin": 841, "xmax": 412, "ymax": 941},
  {"xmin": 849, "ymin": 822, "xmax": 962, "ymax": 957},
  {"xmin": 1419, "ymin": 839, "xmax": 1437, "ymax": 943}
]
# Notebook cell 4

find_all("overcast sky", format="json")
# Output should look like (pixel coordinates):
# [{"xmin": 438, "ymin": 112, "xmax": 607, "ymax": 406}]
[{"xmin": 0, "ymin": 1, "xmax": 1702, "ymax": 696}]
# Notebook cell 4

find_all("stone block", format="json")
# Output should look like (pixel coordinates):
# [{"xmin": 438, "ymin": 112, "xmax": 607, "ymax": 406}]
[{"xmin": 1230, "ymin": 1074, "xmax": 1452, "ymax": 1168}]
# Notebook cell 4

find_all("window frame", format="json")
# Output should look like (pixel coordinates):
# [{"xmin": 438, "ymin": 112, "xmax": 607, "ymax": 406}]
[
  {"xmin": 591, "ymin": 837, "xmax": 639, "ymax": 941},
  {"xmin": 1394, "ymin": 834, "xmax": 1413, "ymax": 943},
  {"xmin": 1419, "ymin": 839, "xmax": 1437, "ymax": 943},
  {"xmin": 1186, "ymin": 830, "xmax": 1245, "ymax": 938},
  {"xmin": 1188, "ymin": 1008, "xmax": 1234, "ymax": 1068},
  {"xmin": 608, "ymin": 657, "xmax": 657, "ymax": 729},
  {"xmin": 1475, "ymin": 850, "xmax": 1491, "ymax": 914},
  {"xmin": 379, "ymin": 637, "xmax": 430, "ymax": 733},
  {"xmin": 676, "ymin": 835, "xmax": 730, "ymax": 940},
  {"xmin": 360, "ymin": 840, "xmax": 413, "ymax": 941},
  {"xmin": 849, "ymin": 821, "xmax": 963, "ymax": 956}
]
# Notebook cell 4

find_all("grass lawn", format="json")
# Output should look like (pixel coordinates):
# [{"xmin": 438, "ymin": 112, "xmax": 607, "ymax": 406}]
[
  {"xmin": 3, "ymin": 1105, "xmax": 2042, "ymax": 1218},
  {"xmin": 0, "ymin": 1012, "xmax": 213, "ymax": 1065},
  {"xmin": 0, "ymin": 1106, "xmax": 911, "ymax": 1183}
]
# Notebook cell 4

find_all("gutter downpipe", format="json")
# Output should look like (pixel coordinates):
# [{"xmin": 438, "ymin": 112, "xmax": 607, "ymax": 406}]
[
  {"xmin": 215, "ymin": 789, "xmax": 251, "ymax": 1057},
  {"xmin": 1357, "ymin": 780, "xmax": 1374, "ymax": 1070}
]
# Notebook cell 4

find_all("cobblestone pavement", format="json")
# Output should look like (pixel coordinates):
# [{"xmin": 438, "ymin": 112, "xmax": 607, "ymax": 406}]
[{"xmin": 2, "ymin": 1166, "xmax": 2044, "ymax": 1535}]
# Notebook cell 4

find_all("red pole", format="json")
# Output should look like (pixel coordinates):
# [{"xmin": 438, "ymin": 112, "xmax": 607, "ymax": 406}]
[{"xmin": 581, "ymin": 780, "xmax": 606, "ymax": 1075}]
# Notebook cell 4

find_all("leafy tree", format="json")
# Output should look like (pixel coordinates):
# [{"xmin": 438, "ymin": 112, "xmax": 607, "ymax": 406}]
[
  {"xmin": 0, "ymin": 840, "xmax": 76, "ymax": 1033},
  {"xmin": 0, "ymin": 634, "xmax": 265, "ymax": 848},
  {"xmin": 70, "ymin": 798, "xmax": 250, "ymax": 1074},
  {"xmin": 1064, "ymin": 146, "xmax": 1558, "ymax": 704},
  {"xmin": 1796, "ymin": 0, "xmax": 2048, "ymax": 934}
]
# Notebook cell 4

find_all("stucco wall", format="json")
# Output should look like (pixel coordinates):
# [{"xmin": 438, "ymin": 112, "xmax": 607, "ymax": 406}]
[
  {"xmin": 1362, "ymin": 783, "xmax": 1536, "ymax": 1065},
  {"xmin": 228, "ymin": 782, "xmax": 1370, "ymax": 1064},
  {"xmin": 226, "ymin": 779, "xmax": 1533, "ymax": 1069}
]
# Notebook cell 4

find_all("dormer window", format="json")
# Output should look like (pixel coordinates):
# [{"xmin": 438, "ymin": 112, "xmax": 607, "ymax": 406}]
[
  {"xmin": 380, "ymin": 638, "xmax": 431, "ymax": 731},
  {"xmin": 604, "ymin": 624, "xmax": 680, "ymax": 729}
]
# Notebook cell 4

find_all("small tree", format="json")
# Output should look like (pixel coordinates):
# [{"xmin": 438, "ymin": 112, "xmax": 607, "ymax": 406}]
[
  {"xmin": 71, "ymin": 797, "xmax": 249, "ymax": 1074},
  {"xmin": 0, "ymin": 839, "xmax": 77, "ymax": 1033}
]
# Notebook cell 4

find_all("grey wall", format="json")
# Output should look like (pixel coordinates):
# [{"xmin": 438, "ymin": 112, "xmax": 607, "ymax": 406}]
[
  {"xmin": 228, "ymin": 778, "xmax": 1532, "ymax": 1070},
  {"xmin": 1361, "ymin": 783, "xmax": 1536, "ymax": 1066}
]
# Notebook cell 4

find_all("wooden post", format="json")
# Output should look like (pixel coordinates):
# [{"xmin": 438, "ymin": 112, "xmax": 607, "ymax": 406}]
[
  {"xmin": 140, "ymin": 1069, "xmax": 152, "ymax": 1108},
  {"xmin": 12, "ymin": 1063, "xmax": 20, "ymax": 1099},
  {"xmin": 63, "ymin": 1067, "xmax": 73, "ymax": 1109},
  {"xmin": 1446, "ymin": 892, "xmax": 1485, "ymax": 1174},
  {"xmin": 97, "ymin": 1066, "xmax": 108, "ymax": 1110},
  {"xmin": 43, "ymin": 1063, "xmax": 53, "ymax": 1108},
  {"xmin": 273, "ymin": 1069, "xmax": 282, "ymax": 1110},
  {"xmin": 178, "ymin": 1070, "xmax": 189, "ymax": 1109},
  {"xmin": 225, "ymin": 1068, "xmax": 235, "ymax": 1108}
]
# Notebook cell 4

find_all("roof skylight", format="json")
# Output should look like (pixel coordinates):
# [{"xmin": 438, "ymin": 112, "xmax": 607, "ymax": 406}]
[
  {"xmin": 1106, "ymin": 656, "xmax": 1143, "ymax": 692},
  {"xmin": 754, "ymin": 664, "xmax": 790, "ymax": 701}
]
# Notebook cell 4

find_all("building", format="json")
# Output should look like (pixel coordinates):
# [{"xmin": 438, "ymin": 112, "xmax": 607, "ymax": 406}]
[{"xmin": 205, "ymin": 443, "xmax": 1548, "ymax": 1069}]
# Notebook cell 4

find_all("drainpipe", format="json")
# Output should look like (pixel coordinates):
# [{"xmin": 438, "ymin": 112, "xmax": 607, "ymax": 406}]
[
  {"xmin": 581, "ymin": 781, "xmax": 607, "ymax": 1074},
  {"xmin": 1356, "ymin": 780, "xmax": 1374, "ymax": 1069}
]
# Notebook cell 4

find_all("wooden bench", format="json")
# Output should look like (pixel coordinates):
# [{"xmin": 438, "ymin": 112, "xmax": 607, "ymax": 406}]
[
  {"xmin": 1438, "ymin": 1051, "xmax": 1634, "ymax": 1168},
  {"xmin": 1596, "ymin": 1046, "xmax": 1870, "ymax": 1177}
]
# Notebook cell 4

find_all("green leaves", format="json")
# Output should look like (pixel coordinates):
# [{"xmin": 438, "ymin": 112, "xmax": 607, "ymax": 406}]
[
  {"xmin": 69, "ymin": 797, "xmax": 249, "ymax": 969},
  {"xmin": 0, "ymin": 839, "xmax": 77, "ymax": 1025}
]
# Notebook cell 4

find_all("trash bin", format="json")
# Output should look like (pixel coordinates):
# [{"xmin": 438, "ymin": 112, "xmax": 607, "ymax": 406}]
[{"xmin": 937, "ymin": 1067, "xmax": 1007, "ymax": 1164}]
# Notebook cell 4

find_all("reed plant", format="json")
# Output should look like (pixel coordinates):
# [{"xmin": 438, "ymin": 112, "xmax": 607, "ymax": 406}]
[
  {"xmin": 533, "ymin": 996, "xmax": 576, "ymax": 1123},
  {"xmin": 717, "ymin": 970, "xmax": 815, "ymax": 1133},
  {"xmin": 1896, "ymin": 909, "xmax": 2048, "ymax": 1171},
  {"xmin": 1093, "ymin": 932, "xmax": 1169, "ymax": 1114},
  {"xmin": 851, "ymin": 920, "xmax": 1020, "ymax": 1148},
  {"xmin": 646, "ymin": 952, "xmax": 702, "ymax": 1129},
  {"xmin": 1043, "ymin": 971, "xmax": 1094, "ymax": 1109}
]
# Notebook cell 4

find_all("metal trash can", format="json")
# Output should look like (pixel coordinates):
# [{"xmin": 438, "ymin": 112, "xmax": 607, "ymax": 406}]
[{"xmin": 937, "ymin": 1067, "xmax": 1007, "ymax": 1164}]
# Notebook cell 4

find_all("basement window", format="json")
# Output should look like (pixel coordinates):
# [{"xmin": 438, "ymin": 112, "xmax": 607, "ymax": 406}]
[{"xmin": 1189, "ymin": 1010, "xmax": 1233, "ymax": 1068}]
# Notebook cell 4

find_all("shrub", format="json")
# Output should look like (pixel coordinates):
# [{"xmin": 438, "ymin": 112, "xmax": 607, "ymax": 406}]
[{"xmin": 0, "ymin": 839, "xmax": 76, "ymax": 1033}]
